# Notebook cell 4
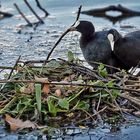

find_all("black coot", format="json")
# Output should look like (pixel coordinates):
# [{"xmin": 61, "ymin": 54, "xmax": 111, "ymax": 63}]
[
  {"xmin": 107, "ymin": 29, "xmax": 140, "ymax": 68},
  {"xmin": 70, "ymin": 20, "xmax": 128, "ymax": 72}
]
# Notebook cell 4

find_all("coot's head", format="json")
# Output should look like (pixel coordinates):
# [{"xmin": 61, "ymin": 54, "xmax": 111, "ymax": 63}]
[
  {"xmin": 107, "ymin": 29, "xmax": 122, "ymax": 51},
  {"xmin": 70, "ymin": 20, "xmax": 95, "ymax": 36}
]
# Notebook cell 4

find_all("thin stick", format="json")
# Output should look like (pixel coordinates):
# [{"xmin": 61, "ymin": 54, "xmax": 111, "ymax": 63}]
[
  {"xmin": 35, "ymin": 0, "xmax": 49, "ymax": 17},
  {"xmin": 77, "ymin": 108, "xmax": 95, "ymax": 121},
  {"xmin": 76, "ymin": 106, "xmax": 107, "ymax": 124},
  {"xmin": 0, "ymin": 56, "xmax": 21, "ymax": 98},
  {"xmin": 45, "ymin": 5, "xmax": 82, "ymax": 62},
  {"xmin": 75, "ymin": 5, "xmax": 82, "ymax": 23},
  {"xmin": 14, "ymin": 3, "xmax": 32, "ymax": 26},
  {"xmin": 0, "ymin": 79, "xmax": 139, "ymax": 93},
  {"xmin": 107, "ymin": 88, "xmax": 125, "ymax": 119},
  {"xmin": 0, "ymin": 66, "xmax": 14, "ymax": 69},
  {"xmin": 96, "ymin": 93, "xmax": 101, "ymax": 111},
  {"xmin": 7, "ymin": 56, "xmax": 21, "ymax": 80},
  {"xmin": 45, "ymin": 29, "xmax": 71, "ymax": 63},
  {"xmin": 119, "ymin": 93, "xmax": 140, "ymax": 107},
  {"xmin": 24, "ymin": 0, "xmax": 44, "ymax": 24}
]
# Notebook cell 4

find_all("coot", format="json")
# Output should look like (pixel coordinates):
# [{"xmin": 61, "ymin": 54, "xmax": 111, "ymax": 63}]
[
  {"xmin": 70, "ymin": 20, "xmax": 128, "ymax": 72},
  {"xmin": 107, "ymin": 29, "xmax": 140, "ymax": 68}
]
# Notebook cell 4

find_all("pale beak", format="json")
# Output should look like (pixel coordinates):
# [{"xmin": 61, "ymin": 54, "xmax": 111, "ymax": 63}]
[
  {"xmin": 107, "ymin": 34, "xmax": 115, "ymax": 51},
  {"xmin": 69, "ymin": 26, "xmax": 76, "ymax": 31},
  {"xmin": 69, "ymin": 20, "xmax": 80, "ymax": 31}
]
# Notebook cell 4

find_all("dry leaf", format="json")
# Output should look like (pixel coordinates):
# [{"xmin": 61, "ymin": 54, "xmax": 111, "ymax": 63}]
[
  {"xmin": 5, "ymin": 114, "xmax": 37, "ymax": 131},
  {"xmin": 79, "ymin": 125, "xmax": 87, "ymax": 129},
  {"xmin": 63, "ymin": 74, "xmax": 75, "ymax": 82},
  {"xmin": 42, "ymin": 84, "xmax": 50, "ymax": 94},
  {"xmin": 20, "ymin": 83, "xmax": 34, "ymax": 94},
  {"xmin": 133, "ymin": 111, "xmax": 140, "ymax": 117},
  {"xmin": 35, "ymin": 76, "xmax": 49, "ymax": 83},
  {"xmin": 55, "ymin": 89, "xmax": 62, "ymax": 97},
  {"xmin": 66, "ymin": 112, "xmax": 74, "ymax": 117}
]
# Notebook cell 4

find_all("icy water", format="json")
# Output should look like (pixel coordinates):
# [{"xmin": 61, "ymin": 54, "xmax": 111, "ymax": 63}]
[
  {"xmin": 0, "ymin": 0, "xmax": 140, "ymax": 139},
  {"xmin": 0, "ymin": 0, "xmax": 140, "ymax": 66}
]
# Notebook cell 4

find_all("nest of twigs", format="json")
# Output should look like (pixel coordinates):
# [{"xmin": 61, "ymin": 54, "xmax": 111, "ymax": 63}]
[{"xmin": 0, "ymin": 56, "xmax": 140, "ymax": 131}]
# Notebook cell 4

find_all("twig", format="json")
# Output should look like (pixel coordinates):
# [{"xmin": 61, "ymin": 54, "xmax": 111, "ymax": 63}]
[
  {"xmin": 107, "ymin": 88, "xmax": 126, "ymax": 120},
  {"xmin": 0, "ymin": 66, "xmax": 14, "ymax": 69},
  {"xmin": 0, "ymin": 56, "xmax": 21, "ymax": 98},
  {"xmin": 45, "ymin": 5, "xmax": 82, "ymax": 63},
  {"xmin": 59, "ymin": 58, "xmax": 106, "ymax": 81},
  {"xmin": 79, "ymin": 59, "xmax": 121, "ymax": 72},
  {"xmin": 92, "ymin": 99, "xmax": 103, "ymax": 124},
  {"xmin": 96, "ymin": 93, "xmax": 101, "ymax": 111},
  {"xmin": 35, "ymin": 0, "xmax": 49, "ymax": 17},
  {"xmin": 126, "ymin": 80, "xmax": 140, "ymax": 83},
  {"xmin": 45, "ymin": 29, "xmax": 71, "ymax": 62},
  {"xmin": 7, "ymin": 56, "xmax": 21, "ymax": 80},
  {"xmin": 14, "ymin": 3, "xmax": 32, "ymax": 26},
  {"xmin": 130, "ymin": 61, "xmax": 140, "ymax": 75},
  {"xmin": 0, "ymin": 96, "xmax": 17, "ymax": 114},
  {"xmin": 126, "ymin": 84, "xmax": 140, "ymax": 87},
  {"xmin": 76, "ymin": 108, "xmax": 95, "ymax": 121},
  {"xmin": 0, "ymin": 79, "xmax": 139, "ymax": 93},
  {"xmin": 107, "ymin": 106, "xmax": 134, "ymax": 113},
  {"xmin": 119, "ymin": 93, "xmax": 140, "ymax": 107},
  {"xmin": 73, "ymin": 5, "xmax": 82, "ymax": 25},
  {"xmin": 24, "ymin": 0, "xmax": 44, "ymax": 24},
  {"xmin": 75, "ymin": 106, "xmax": 107, "ymax": 124}
]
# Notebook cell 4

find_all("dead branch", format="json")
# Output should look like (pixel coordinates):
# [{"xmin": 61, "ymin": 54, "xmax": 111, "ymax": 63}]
[
  {"xmin": 82, "ymin": 4, "xmax": 140, "ymax": 24},
  {"xmin": 76, "ymin": 106, "xmax": 107, "ymax": 124},
  {"xmin": 82, "ymin": 5, "xmax": 140, "ymax": 16},
  {"xmin": 35, "ymin": 0, "xmax": 49, "ymax": 17},
  {"xmin": 45, "ymin": 5, "xmax": 82, "ymax": 63},
  {"xmin": 14, "ymin": 3, "xmax": 32, "ymax": 26},
  {"xmin": 59, "ymin": 58, "xmax": 107, "ymax": 81},
  {"xmin": 0, "ymin": 11, "xmax": 13, "ymax": 19},
  {"xmin": 0, "ymin": 79, "xmax": 139, "ymax": 93},
  {"xmin": 24, "ymin": 0, "xmax": 44, "ymax": 24},
  {"xmin": 74, "ymin": 5, "xmax": 82, "ymax": 25},
  {"xmin": 0, "ymin": 56, "xmax": 21, "ymax": 94},
  {"xmin": 119, "ymin": 93, "xmax": 140, "ymax": 107}
]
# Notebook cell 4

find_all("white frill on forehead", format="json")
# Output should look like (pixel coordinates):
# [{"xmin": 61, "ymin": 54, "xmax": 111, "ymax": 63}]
[{"xmin": 107, "ymin": 34, "xmax": 115, "ymax": 51}]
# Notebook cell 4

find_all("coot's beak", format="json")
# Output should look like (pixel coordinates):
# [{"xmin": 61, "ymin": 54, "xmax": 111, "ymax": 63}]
[
  {"xmin": 69, "ymin": 26, "xmax": 76, "ymax": 31},
  {"xmin": 69, "ymin": 20, "xmax": 80, "ymax": 31},
  {"xmin": 107, "ymin": 33, "xmax": 115, "ymax": 51}
]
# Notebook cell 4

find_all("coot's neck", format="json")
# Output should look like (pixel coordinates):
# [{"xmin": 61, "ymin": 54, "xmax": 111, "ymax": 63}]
[
  {"xmin": 114, "ymin": 31, "xmax": 123, "ymax": 42},
  {"xmin": 80, "ymin": 32, "xmax": 95, "ymax": 42}
]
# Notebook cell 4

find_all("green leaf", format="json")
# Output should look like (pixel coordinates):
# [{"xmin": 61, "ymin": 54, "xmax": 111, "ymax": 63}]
[
  {"xmin": 47, "ymin": 99, "xmax": 58, "ymax": 117},
  {"xmin": 35, "ymin": 84, "xmax": 42, "ymax": 112},
  {"xmin": 106, "ymin": 80, "xmax": 115, "ymax": 87},
  {"xmin": 46, "ymin": 60, "xmax": 61, "ymax": 68},
  {"xmin": 58, "ymin": 98, "xmax": 69, "ymax": 110},
  {"xmin": 68, "ymin": 88, "xmax": 84, "ymax": 102},
  {"xmin": 98, "ymin": 63, "xmax": 108, "ymax": 77},
  {"xmin": 111, "ymin": 89, "xmax": 120, "ymax": 100},
  {"xmin": 68, "ymin": 51, "xmax": 74, "ymax": 62},
  {"xmin": 76, "ymin": 101, "xmax": 89, "ymax": 110}
]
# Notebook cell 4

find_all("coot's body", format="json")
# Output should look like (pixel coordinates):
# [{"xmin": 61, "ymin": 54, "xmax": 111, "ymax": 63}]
[
  {"xmin": 70, "ymin": 21, "xmax": 128, "ymax": 72},
  {"xmin": 108, "ymin": 29, "xmax": 140, "ymax": 68}
]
